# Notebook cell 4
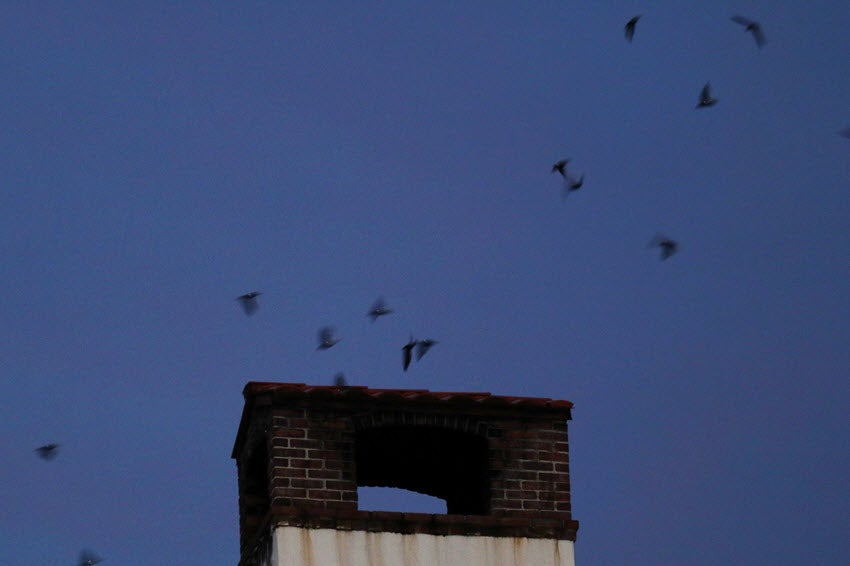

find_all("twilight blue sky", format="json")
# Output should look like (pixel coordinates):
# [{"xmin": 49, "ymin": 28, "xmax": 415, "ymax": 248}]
[{"xmin": 2, "ymin": 2, "xmax": 849, "ymax": 565}]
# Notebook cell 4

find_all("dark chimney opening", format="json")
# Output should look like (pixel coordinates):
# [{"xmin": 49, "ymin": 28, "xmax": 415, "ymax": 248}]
[{"xmin": 354, "ymin": 425, "xmax": 490, "ymax": 515}]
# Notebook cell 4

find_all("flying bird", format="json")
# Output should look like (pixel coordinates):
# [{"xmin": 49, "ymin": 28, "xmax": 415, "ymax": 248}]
[
  {"xmin": 35, "ymin": 443, "xmax": 59, "ymax": 460},
  {"xmin": 649, "ymin": 235, "xmax": 679, "ymax": 260},
  {"xmin": 402, "ymin": 337, "xmax": 417, "ymax": 371},
  {"xmin": 625, "ymin": 15, "xmax": 641, "ymax": 42},
  {"xmin": 416, "ymin": 339, "xmax": 438, "ymax": 361},
  {"xmin": 561, "ymin": 173, "xmax": 585, "ymax": 198},
  {"xmin": 78, "ymin": 550, "xmax": 103, "ymax": 566},
  {"xmin": 317, "ymin": 326, "xmax": 341, "ymax": 350},
  {"xmin": 368, "ymin": 297, "xmax": 393, "ymax": 322},
  {"xmin": 551, "ymin": 159, "xmax": 569, "ymax": 178},
  {"xmin": 236, "ymin": 292, "xmax": 262, "ymax": 316},
  {"xmin": 567, "ymin": 174, "xmax": 584, "ymax": 190},
  {"xmin": 731, "ymin": 15, "xmax": 766, "ymax": 48},
  {"xmin": 696, "ymin": 82, "xmax": 717, "ymax": 108}
]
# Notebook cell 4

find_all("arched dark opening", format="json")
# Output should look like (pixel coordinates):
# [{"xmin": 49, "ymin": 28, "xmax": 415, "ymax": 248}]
[{"xmin": 355, "ymin": 426, "xmax": 489, "ymax": 515}]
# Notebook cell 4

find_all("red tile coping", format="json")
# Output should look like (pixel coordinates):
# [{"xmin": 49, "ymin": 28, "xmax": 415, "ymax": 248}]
[{"xmin": 242, "ymin": 381, "xmax": 574, "ymax": 410}]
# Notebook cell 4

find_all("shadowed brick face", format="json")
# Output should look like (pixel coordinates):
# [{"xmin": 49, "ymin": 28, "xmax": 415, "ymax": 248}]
[{"xmin": 232, "ymin": 382, "xmax": 578, "ymax": 565}]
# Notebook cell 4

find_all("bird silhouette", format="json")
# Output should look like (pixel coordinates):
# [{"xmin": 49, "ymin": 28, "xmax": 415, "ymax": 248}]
[
  {"xmin": 568, "ymin": 174, "xmax": 584, "ymax": 190},
  {"xmin": 625, "ymin": 15, "xmax": 641, "ymax": 42},
  {"xmin": 402, "ymin": 337, "xmax": 417, "ymax": 371},
  {"xmin": 317, "ymin": 326, "xmax": 341, "ymax": 350},
  {"xmin": 551, "ymin": 159, "xmax": 569, "ymax": 178},
  {"xmin": 78, "ymin": 549, "xmax": 103, "ymax": 566},
  {"xmin": 731, "ymin": 15, "xmax": 766, "ymax": 48},
  {"xmin": 416, "ymin": 339, "xmax": 438, "ymax": 361},
  {"xmin": 696, "ymin": 82, "xmax": 717, "ymax": 108},
  {"xmin": 367, "ymin": 297, "xmax": 393, "ymax": 322},
  {"xmin": 649, "ymin": 235, "xmax": 679, "ymax": 260},
  {"xmin": 236, "ymin": 292, "xmax": 262, "ymax": 316},
  {"xmin": 562, "ymin": 173, "xmax": 585, "ymax": 199},
  {"xmin": 35, "ymin": 443, "xmax": 59, "ymax": 460},
  {"xmin": 333, "ymin": 373, "xmax": 347, "ymax": 387}
]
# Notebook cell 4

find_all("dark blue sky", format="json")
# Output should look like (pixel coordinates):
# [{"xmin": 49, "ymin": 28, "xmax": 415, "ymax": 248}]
[{"xmin": 2, "ymin": 3, "xmax": 849, "ymax": 565}]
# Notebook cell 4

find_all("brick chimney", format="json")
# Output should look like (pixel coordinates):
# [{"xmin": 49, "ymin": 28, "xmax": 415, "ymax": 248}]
[{"xmin": 232, "ymin": 382, "xmax": 579, "ymax": 566}]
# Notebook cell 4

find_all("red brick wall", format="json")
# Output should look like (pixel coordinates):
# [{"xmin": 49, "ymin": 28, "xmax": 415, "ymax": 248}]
[
  {"xmin": 267, "ymin": 406, "xmax": 358, "ymax": 510},
  {"xmin": 488, "ymin": 419, "xmax": 572, "ymax": 515},
  {"xmin": 257, "ymin": 407, "xmax": 572, "ymax": 517},
  {"xmin": 234, "ymin": 390, "xmax": 578, "ymax": 563}
]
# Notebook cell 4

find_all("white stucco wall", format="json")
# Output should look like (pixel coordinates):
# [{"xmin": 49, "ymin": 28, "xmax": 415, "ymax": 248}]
[{"xmin": 268, "ymin": 526, "xmax": 575, "ymax": 566}]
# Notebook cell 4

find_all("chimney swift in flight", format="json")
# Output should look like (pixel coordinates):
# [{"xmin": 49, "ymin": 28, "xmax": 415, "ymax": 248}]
[
  {"xmin": 551, "ymin": 159, "xmax": 569, "ymax": 178},
  {"xmin": 402, "ymin": 337, "xmax": 417, "ymax": 371},
  {"xmin": 35, "ymin": 443, "xmax": 59, "ymax": 460},
  {"xmin": 236, "ymin": 292, "xmax": 262, "ymax": 316},
  {"xmin": 78, "ymin": 550, "xmax": 103, "ymax": 566},
  {"xmin": 625, "ymin": 15, "xmax": 641, "ymax": 42},
  {"xmin": 368, "ymin": 297, "xmax": 394, "ymax": 322},
  {"xmin": 649, "ymin": 235, "xmax": 679, "ymax": 260},
  {"xmin": 317, "ymin": 326, "xmax": 341, "ymax": 350},
  {"xmin": 416, "ymin": 339, "xmax": 438, "ymax": 361},
  {"xmin": 696, "ymin": 82, "xmax": 717, "ymax": 108},
  {"xmin": 731, "ymin": 15, "xmax": 766, "ymax": 48},
  {"xmin": 560, "ymin": 172, "xmax": 585, "ymax": 199}
]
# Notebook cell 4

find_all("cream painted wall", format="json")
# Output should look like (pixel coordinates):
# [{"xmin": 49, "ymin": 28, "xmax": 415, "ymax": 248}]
[{"xmin": 267, "ymin": 526, "xmax": 575, "ymax": 566}]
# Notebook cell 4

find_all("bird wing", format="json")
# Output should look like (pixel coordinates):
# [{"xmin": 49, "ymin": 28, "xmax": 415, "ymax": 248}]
[
  {"xmin": 35, "ymin": 444, "xmax": 59, "ymax": 459},
  {"xmin": 402, "ymin": 345, "xmax": 413, "ymax": 370},
  {"xmin": 416, "ymin": 340, "xmax": 436, "ymax": 360},
  {"xmin": 79, "ymin": 550, "xmax": 103, "ymax": 565},
  {"xmin": 751, "ymin": 26, "xmax": 766, "ymax": 47},
  {"xmin": 660, "ymin": 243, "xmax": 678, "ymax": 260},
  {"xmin": 648, "ymin": 233, "xmax": 668, "ymax": 248},
  {"xmin": 730, "ymin": 15, "xmax": 755, "ymax": 27},
  {"xmin": 319, "ymin": 327, "xmax": 334, "ymax": 343},
  {"xmin": 568, "ymin": 174, "xmax": 584, "ymax": 189},
  {"xmin": 624, "ymin": 17, "xmax": 638, "ymax": 41},
  {"xmin": 238, "ymin": 297, "xmax": 258, "ymax": 315},
  {"xmin": 369, "ymin": 297, "xmax": 389, "ymax": 319}
]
